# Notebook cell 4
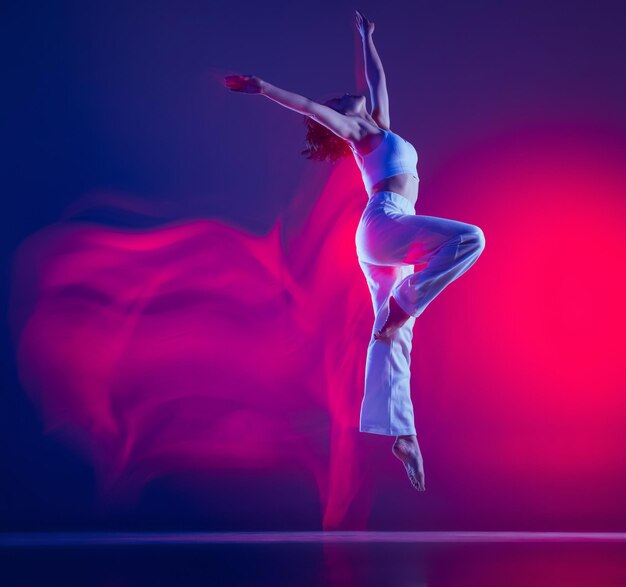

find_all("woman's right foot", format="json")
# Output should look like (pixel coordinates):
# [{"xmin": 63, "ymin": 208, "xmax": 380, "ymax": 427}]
[
  {"xmin": 374, "ymin": 296, "xmax": 411, "ymax": 340},
  {"xmin": 392, "ymin": 435, "xmax": 426, "ymax": 491}
]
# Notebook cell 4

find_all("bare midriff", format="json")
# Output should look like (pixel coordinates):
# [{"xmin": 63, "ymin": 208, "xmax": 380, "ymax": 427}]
[
  {"xmin": 369, "ymin": 174, "xmax": 418, "ymax": 207},
  {"xmin": 350, "ymin": 126, "xmax": 418, "ymax": 207}
]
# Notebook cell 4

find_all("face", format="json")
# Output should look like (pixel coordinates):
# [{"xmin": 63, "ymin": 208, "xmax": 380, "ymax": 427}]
[{"xmin": 325, "ymin": 94, "xmax": 366, "ymax": 115}]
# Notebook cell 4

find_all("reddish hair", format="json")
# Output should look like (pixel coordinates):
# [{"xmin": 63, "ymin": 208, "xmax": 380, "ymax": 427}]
[{"xmin": 300, "ymin": 98, "xmax": 353, "ymax": 163}]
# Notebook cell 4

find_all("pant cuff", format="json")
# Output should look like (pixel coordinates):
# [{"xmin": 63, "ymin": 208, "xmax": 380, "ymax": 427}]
[
  {"xmin": 390, "ymin": 287, "xmax": 418, "ymax": 318},
  {"xmin": 360, "ymin": 425, "xmax": 417, "ymax": 436}
]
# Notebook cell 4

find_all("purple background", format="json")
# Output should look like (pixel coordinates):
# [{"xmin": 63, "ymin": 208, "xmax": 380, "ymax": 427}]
[{"xmin": 2, "ymin": 0, "xmax": 626, "ymax": 531}]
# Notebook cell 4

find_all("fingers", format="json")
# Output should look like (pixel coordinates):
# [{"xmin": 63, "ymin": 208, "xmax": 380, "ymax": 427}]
[
  {"xmin": 223, "ymin": 75, "xmax": 241, "ymax": 86},
  {"xmin": 355, "ymin": 8, "xmax": 374, "ymax": 36},
  {"xmin": 355, "ymin": 8, "xmax": 368, "ymax": 22},
  {"xmin": 223, "ymin": 74, "xmax": 251, "ymax": 92},
  {"xmin": 224, "ymin": 74, "xmax": 250, "ymax": 82}
]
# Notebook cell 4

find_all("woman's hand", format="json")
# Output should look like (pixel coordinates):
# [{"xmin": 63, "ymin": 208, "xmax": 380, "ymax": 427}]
[
  {"xmin": 223, "ymin": 74, "xmax": 265, "ymax": 94},
  {"xmin": 355, "ymin": 8, "xmax": 375, "ymax": 37}
]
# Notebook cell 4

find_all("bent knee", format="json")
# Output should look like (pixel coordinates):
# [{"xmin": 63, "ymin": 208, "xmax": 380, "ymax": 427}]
[{"xmin": 466, "ymin": 225, "xmax": 486, "ymax": 252}]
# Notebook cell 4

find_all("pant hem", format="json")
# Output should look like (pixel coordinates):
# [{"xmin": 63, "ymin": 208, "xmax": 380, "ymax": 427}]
[
  {"xmin": 391, "ymin": 288, "xmax": 419, "ymax": 318},
  {"xmin": 360, "ymin": 426, "xmax": 417, "ymax": 436}
]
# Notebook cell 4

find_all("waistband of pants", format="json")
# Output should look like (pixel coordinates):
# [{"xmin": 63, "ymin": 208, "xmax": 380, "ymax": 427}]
[{"xmin": 366, "ymin": 190, "xmax": 415, "ymax": 215}]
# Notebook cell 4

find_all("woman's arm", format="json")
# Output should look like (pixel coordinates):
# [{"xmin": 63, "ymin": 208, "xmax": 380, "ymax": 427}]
[
  {"xmin": 224, "ymin": 74, "xmax": 359, "ymax": 140},
  {"xmin": 355, "ymin": 10, "xmax": 390, "ymax": 129},
  {"xmin": 262, "ymin": 81, "xmax": 358, "ymax": 139}
]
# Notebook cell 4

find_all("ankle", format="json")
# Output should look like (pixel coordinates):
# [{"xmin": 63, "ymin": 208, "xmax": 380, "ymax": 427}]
[{"xmin": 394, "ymin": 434, "xmax": 417, "ymax": 443}]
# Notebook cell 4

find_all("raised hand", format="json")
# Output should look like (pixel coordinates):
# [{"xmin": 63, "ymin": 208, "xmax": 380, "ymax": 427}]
[
  {"xmin": 223, "ymin": 74, "xmax": 265, "ymax": 94},
  {"xmin": 355, "ymin": 8, "xmax": 375, "ymax": 37}
]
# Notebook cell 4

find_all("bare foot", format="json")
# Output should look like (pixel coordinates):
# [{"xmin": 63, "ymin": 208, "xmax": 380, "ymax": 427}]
[
  {"xmin": 374, "ymin": 296, "xmax": 411, "ymax": 341},
  {"xmin": 392, "ymin": 435, "xmax": 426, "ymax": 491}
]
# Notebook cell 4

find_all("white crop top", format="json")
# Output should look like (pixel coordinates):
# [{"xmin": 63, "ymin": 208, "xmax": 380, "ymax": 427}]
[{"xmin": 349, "ymin": 129, "xmax": 419, "ymax": 195}]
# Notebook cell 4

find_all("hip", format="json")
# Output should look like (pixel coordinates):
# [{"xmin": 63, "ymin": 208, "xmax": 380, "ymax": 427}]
[{"xmin": 361, "ymin": 190, "xmax": 416, "ymax": 220}]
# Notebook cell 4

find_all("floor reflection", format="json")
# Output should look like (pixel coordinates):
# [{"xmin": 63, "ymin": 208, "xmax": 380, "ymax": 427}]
[{"xmin": 1, "ymin": 532, "xmax": 625, "ymax": 586}]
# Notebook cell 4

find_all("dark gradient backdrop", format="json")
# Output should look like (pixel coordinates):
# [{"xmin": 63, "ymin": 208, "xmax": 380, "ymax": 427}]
[{"xmin": 2, "ymin": 0, "xmax": 626, "ymax": 532}]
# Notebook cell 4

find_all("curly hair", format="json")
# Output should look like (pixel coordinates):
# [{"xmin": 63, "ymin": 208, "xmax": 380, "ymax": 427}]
[{"xmin": 300, "ymin": 98, "xmax": 353, "ymax": 164}]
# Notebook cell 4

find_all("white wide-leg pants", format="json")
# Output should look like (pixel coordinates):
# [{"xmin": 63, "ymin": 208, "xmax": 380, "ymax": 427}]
[{"xmin": 355, "ymin": 191, "xmax": 486, "ymax": 436}]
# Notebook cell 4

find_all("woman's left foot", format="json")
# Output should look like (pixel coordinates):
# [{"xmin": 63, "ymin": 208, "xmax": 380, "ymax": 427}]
[
  {"xmin": 392, "ymin": 435, "xmax": 426, "ymax": 491},
  {"xmin": 374, "ymin": 296, "xmax": 411, "ymax": 340}
]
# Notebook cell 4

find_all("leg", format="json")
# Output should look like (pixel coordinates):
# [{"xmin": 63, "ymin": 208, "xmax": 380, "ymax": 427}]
[
  {"xmin": 357, "ymin": 259, "xmax": 417, "ymax": 436},
  {"xmin": 358, "ymin": 259, "xmax": 426, "ymax": 490},
  {"xmin": 355, "ymin": 194, "xmax": 484, "ymax": 491},
  {"xmin": 388, "ymin": 216, "xmax": 486, "ymax": 319},
  {"xmin": 355, "ymin": 203, "xmax": 486, "ymax": 435}
]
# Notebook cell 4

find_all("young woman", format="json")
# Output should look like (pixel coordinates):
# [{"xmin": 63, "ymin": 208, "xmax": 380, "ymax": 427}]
[{"xmin": 224, "ymin": 9, "xmax": 486, "ymax": 492}]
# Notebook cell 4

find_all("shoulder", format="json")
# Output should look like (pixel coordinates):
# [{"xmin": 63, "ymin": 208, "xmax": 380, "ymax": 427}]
[{"xmin": 347, "ymin": 120, "xmax": 391, "ymax": 156}]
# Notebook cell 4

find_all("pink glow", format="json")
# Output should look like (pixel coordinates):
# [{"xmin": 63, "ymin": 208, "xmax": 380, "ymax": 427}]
[{"xmin": 9, "ymin": 121, "xmax": 626, "ymax": 529}]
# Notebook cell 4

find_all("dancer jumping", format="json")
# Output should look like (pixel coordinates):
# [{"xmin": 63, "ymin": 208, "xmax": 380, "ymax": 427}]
[{"xmin": 224, "ymin": 9, "xmax": 485, "ymax": 492}]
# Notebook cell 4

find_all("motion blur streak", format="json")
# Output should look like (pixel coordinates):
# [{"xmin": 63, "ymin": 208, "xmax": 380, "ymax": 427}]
[{"xmin": 8, "ymin": 121, "xmax": 626, "ymax": 529}]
